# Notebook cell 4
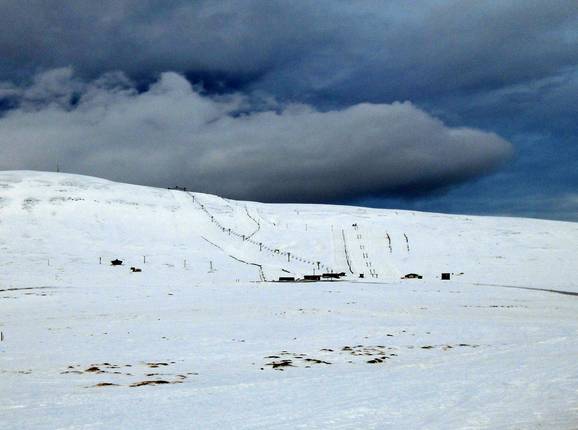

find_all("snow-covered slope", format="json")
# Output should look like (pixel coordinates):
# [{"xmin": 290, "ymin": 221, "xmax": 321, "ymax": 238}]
[
  {"xmin": 1, "ymin": 170, "xmax": 576, "ymax": 288},
  {"xmin": 2, "ymin": 171, "xmax": 578, "ymax": 429}
]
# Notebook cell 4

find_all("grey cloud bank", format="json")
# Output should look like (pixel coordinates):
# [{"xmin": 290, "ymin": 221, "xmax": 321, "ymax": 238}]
[{"xmin": 0, "ymin": 69, "xmax": 511, "ymax": 202}]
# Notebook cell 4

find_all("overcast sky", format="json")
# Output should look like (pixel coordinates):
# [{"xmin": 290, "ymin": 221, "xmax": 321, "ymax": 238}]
[{"xmin": 1, "ymin": 1, "xmax": 577, "ymax": 220}]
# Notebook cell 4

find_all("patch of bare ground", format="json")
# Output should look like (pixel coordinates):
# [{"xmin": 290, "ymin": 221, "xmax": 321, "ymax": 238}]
[
  {"xmin": 60, "ymin": 361, "xmax": 196, "ymax": 387},
  {"xmin": 262, "ymin": 338, "xmax": 482, "ymax": 370}
]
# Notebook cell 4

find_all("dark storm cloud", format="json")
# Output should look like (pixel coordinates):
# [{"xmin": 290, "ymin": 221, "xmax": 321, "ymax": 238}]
[
  {"xmin": 1, "ymin": 1, "xmax": 576, "ymax": 97},
  {"xmin": 0, "ymin": 1, "xmax": 575, "ymax": 214},
  {"xmin": 290, "ymin": 0, "xmax": 578, "ymax": 104},
  {"xmin": 0, "ymin": 70, "xmax": 511, "ymax": 202},
  {"xmin": 0, "ymin": 0, "xmax": 323, "ymax": 81}
]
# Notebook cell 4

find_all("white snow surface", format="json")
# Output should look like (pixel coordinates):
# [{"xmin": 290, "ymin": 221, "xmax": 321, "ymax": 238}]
[{"xmin": 1, "ymin": 170, "xmax": 578, "ymax": 429}]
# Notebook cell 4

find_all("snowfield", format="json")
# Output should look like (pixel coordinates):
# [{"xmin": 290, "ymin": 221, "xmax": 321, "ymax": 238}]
[{"xmin": 1, "ymin": 171, "xmax": 578, "ymax": 429}]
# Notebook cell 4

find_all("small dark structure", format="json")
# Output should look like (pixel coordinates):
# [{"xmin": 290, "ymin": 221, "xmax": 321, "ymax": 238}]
[
  {"xmin": 337, "ymin": 272, "xmax": 346, "ymax": 277},
  {"xmin": 322, "ymin": 273, "xmax": 342, "ymax": 279},
  {"xmin": 278, "ymin": 276, "xmax": 295, "ymax": 282},
  {"xmin": 359, "ymin": 273, "xmax": 365, "ymax": 279},
  {"xmin": 304, "ymin": 275, "xmax": 321, "ymax": 281},
  {"xmin": 402, "ymin": 273, "xmax": 423, "ymax": 279},
  {"xmin": 110, "ymin": 259, "xmax": 123, "ymax": 266},
  {"xmin": 441, "ymin": 272, "xmax": 451, "ymax": 280},
  {"xmin": 131, "ymin": 267, "xmax": 142, "ymax": 273}
]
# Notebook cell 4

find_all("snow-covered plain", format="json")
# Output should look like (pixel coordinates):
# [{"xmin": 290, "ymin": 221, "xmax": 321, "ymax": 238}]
[{"xmin": 1, "ymin": 171, "xmax": 578, "ymax": 429}]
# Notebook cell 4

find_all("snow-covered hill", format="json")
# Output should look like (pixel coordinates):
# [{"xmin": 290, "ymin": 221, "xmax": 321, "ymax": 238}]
[
  {"xmin": 1, "ymin": 170, "xmax": 576, "ymax": 288},
  {"xmin": 2, "ymin": 171, "xmax": 578, "ymax": 429}
]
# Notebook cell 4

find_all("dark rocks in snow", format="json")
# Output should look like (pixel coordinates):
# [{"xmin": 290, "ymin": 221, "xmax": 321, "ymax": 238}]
[
  {"xmin": 93, "ymin": 382, "xmax": 119, "ymax": 387},
  {"xmin": 130, "ymin": 380, "xmax": 171, "ymax": 387}
]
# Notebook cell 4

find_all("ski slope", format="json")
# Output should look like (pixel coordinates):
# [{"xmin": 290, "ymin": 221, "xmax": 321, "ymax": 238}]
[{"xmin": 1, "ymin": 171, "xmax": 578, "ymax": 429}]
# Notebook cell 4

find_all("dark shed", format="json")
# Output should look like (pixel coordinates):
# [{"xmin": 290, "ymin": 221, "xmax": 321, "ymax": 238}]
[{"xmin": 402, "ymin": 273, "xmax": 423, "ymax": 279}]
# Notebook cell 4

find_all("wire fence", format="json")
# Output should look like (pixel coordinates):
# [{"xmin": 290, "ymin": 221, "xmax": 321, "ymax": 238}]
[{"xmin": 186, "ymin": 191, "xmax": 334, "ymax": 274}]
